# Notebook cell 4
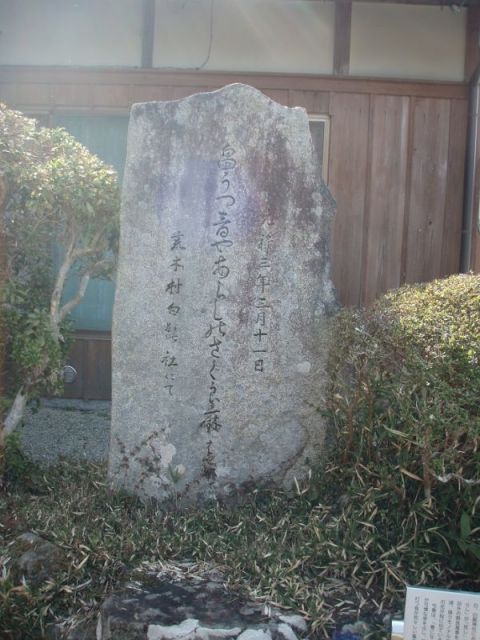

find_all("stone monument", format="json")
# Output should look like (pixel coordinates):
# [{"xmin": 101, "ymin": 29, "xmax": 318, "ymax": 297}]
[{"xmin": 109, "ymin": 84, "xmax": 336, "ymax": 504}]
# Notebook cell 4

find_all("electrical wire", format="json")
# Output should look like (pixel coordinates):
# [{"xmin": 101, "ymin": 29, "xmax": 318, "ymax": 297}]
[{"xmin": 195, "ymin": 0, "xmax": 215, "ymax": 70}]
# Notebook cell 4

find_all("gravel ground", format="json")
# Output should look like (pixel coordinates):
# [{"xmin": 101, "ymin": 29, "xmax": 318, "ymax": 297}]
[{"xmin": 19, "ymin": 399, "xmax": 111, "ymax": 466}]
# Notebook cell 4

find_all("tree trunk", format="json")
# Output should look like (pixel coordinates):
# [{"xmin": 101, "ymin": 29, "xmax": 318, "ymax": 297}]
[
  {"xmin": 1, "ymin": 387, "xmax": 27, "ymax": 479},
  {"xmin": 2, "ymin": 386, "xmax": 28, "ymax": 439}
]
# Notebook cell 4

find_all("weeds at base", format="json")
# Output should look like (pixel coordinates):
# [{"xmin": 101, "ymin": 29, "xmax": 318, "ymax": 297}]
[{"xmin": 1, "ymin": 459, "xmax": 478, "ymax": 640}]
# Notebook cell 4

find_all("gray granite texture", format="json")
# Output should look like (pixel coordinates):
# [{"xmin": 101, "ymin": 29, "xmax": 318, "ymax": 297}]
[
  {"xmin": 9, "ymin": 532, "xmax": 68, "ymax": 586},
  {"xmin": 20, "ymin": 399, "xmax": 110, "ymax": 466},
  {"xmin": 109, "ymin": 83, "xmax": 337, "ymax": 504}
]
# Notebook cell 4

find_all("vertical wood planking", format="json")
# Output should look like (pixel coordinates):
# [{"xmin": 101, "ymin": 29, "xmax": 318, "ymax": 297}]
[
  {"xmin": 2, "ymin": 72, "xmax": 470, "ymax": 318},
  {"xmin": 289, "ymin": 90, "xmax": 330, "ymax": 114},
  {"xmin": 470, "ymin": 105, "xmax": 480, "ymax": 273},
  {"xmin": 405, "ymin": 98, "xmax": 451, "ymax": 285},
  {"xmin": 359, "ymin": 95, "xmax": 374, "ymax": 306},
  {"xmin": 362, "ymin": 95, "xmax": 409, "ymax": 304},
  {"xmin": 63, "ymin": 333, "xmax": 112, "ymax": 401},
  {"xmin": 465, "ymin": 6, "xmax": 480, "ymax": 82},
  {"xmin": 63, "ymin": 339, "xmax": 85, "ymax": 400},
  {"xmin": 84, "ymin": 338, "xmax": 111, "ymax": 400},
  {"xmin": 0, "ymin": 83, "xmax": 17, "ymax": 106},
  {"xmin": 170, "ymin": 86, "xmax": 213, "ymax": 100},
  {"xmin": 400, "ymin": 96, "xmax": 416, "ymax": 284},
  {"xmin": 472, "ymin": 225, "xmax": 480, "ymax": 273},
  {"xmin": 329, "ymin": 92, "xmax": 370, "ymax": 306},
  {"xmin": 91, "ymin": 84, "xmax": 131, "ymax": 108},
  {"xmin": 53, "ymin": 83, "xmax": 93, "ymax": 107},
  {"xmin": 260, "ymin": 88, "xmax": 289, "ymax": 105},
  {"xmin": 441, "ymin": 99, "xmax": 468, "ymax": 276},
  {"xmin": 131, "ymin": 84, "xmax": 176, "ymax": 103},
  {"xmin": 15, "ymin": 83, "xmax": 51, "ymax": 107}
]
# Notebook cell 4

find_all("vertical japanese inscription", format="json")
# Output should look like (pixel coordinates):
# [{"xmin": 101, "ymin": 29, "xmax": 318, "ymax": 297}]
[
  {"xmin": 162, "ymin": 231, "xmax": 186, "ymax": 397},
  {"xmin": 252, "ymin": 230, "xmax": 275, "ymax": 372},
  {"xmin": 112, "ymin": 84, "xmax": 337, "ymax": 504},
  {"xmin": 200, "ymin": 144, "xmax": 237, "ymax": 480}
]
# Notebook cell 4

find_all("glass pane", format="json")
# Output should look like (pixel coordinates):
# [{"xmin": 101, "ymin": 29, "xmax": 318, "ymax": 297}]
[
  {"xmin": 309, "ymin": 120, "xmax": 325, "ymax": 181},
  {"xmin": 53, "ymin": 114, "xmax": 129, "ymax": 180},
  {"xmin": 52, "ymin": 115, "xmax": 129, "ymax": 331}
]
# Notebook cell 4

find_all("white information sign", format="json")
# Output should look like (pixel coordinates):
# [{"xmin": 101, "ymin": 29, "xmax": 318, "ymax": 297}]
[{"xmin": 404, "ymin": 586, "xmax": 480, "ymax": 640}]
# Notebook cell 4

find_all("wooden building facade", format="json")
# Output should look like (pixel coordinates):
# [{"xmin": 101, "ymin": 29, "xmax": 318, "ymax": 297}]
[{"xmin": 1, "ymin": 0, "xmax": 479, "ymax": 400}]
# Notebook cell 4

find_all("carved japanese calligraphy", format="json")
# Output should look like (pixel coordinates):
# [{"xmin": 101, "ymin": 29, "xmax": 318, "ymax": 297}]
[{"xmin": 110, "ymin": 84, "xmax": 336, "ymax": 505}]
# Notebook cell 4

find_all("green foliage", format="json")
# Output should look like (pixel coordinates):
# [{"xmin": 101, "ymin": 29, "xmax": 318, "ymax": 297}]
[
  {"xmin": 1, "ymin": 462, "xmax": 386, "ymax": 640},
  {"xmin": 1, "ymin": 276, "xmax": 479, "ymax": 639},
  {"xmin": 0, "ymin": 104, "xmax": 119, "ymax": 404},
  {"xmin": 326, "ymin": 273, "xmax": 480, "ymax": 585},
  {"xmin": 3, "ymin": 433, "xmax": 38, "ymax": 483},
  {"xmin": 4, "ymin": 289, "xmax": 73, "ymax": 395},
  {"xmin": 0, "ymin": 569, "xmax": 38, "ymax": 640},
  {"xmin": 1, "ymin": 105, "xmax": 119, "ymax": 265}
]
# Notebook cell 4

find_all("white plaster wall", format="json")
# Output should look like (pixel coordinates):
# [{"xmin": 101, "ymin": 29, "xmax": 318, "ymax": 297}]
[
  {"xmin": 0, "ymin": 0, "xmax": 142, "ymax": 66},
  {"xmin": 350, "ymin": 3, "xmax": 466, "ymax": 81},
  {"xmin": 153, "ymin": 0, "xmax": 335, "ymax": 74},
  {"xmin": 0, "ymin": 0, "xmax": 467, "ymax": 81}
]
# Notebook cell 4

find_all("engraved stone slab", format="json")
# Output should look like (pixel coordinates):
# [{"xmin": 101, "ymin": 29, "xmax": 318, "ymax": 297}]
[{"xmin": 109, "ymin": 83, "xmax": 336, "ymax": 504}]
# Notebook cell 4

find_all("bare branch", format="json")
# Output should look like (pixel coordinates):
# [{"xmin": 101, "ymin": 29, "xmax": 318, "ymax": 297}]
[
  {"xmin": 72, "ymin": 228, "xmax": 104, "ymax": 260},
  {"xmin": 88, "ymin": 258, "xmax": 114, "ymax": 277},
  {"xmin": 50, "ymin": 232, "xmax": 75, "ymax": 330},
  {"xmin": 58, "ymin": 253, "xmax": 114, "ymax": 323},
  {"xmin": 59, "ymin": 271, "xmax": 91, "ymax": 322},
  {"xmin": 3, "ymin": 386, "xmax": 28, "ymax": 437}
]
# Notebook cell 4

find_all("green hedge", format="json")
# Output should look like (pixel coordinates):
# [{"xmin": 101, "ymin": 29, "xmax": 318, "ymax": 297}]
[{"xmin": 325, "ymin": 274, "xmax": 480, "ymax": 595}]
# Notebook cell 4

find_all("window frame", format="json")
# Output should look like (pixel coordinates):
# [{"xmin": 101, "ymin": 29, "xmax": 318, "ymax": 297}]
[{"xmin": 308, "ymin": 114, "xmax": 330, "ymax": 185}]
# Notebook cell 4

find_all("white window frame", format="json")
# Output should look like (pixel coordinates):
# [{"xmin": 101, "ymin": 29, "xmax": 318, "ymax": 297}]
[{"xmin": 308, "ymin": 114, "xmax": 330, "ymax": 184}]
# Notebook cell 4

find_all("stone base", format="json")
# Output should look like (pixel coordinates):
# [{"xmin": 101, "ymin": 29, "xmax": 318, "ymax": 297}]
[{"xmin": 98, "ymin": 562, "xmax": 308, "ymax": 640}]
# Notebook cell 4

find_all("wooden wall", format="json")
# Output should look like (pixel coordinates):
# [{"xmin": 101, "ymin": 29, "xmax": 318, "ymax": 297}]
[
  {"xmin": 63, "ymin": 331, "xmax": 112, "ymax": 401},
  {"xmin": 286, "ymin": 84, "xmax": 468, "ymax": 306},
  {"xmin": 0, "ymin": 67, "xmax": 473, "ymax": 399},
  {"xmin": 329, "ymin": 92, "xmax": 467, "ymax": 306},
  {"xmin": 0, "ymin": 67, "xmax": 469, "ymax": 305}
]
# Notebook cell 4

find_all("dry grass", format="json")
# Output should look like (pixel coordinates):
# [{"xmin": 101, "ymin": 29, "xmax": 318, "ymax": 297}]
[
  {"xmin": 1, "ymin": 459, "xmax": 401, "ymax": 640},
  {"xmin": 3, "ymin": 454, "xmax": 475, "ymax": 640},
  {"xmin": 2, "ymin": 275, "xmax": 478, "ymax": 639}
]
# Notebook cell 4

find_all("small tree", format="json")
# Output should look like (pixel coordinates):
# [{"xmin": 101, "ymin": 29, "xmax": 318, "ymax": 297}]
[{"xmin": 0, "ymin": 105, "xmax": 120, "ymax": 442}]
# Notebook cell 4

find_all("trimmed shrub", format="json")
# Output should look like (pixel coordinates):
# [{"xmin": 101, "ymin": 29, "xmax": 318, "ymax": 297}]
[
  {"xmin": 325, "ymin": 273, "xmax": 480, "ymax": 599},
  {"xmin": 0, "ymin": 104, "xmax": 119, "ymax": 437}
]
